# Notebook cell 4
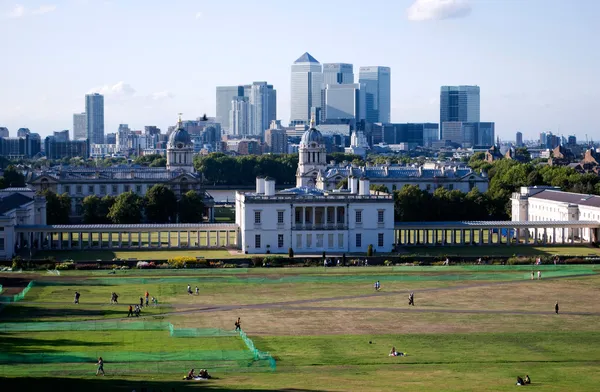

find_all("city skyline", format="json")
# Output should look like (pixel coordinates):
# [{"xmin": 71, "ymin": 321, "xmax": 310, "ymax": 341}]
[{"xmin": 1, "ymin": 0, "xmax": 598, "ymax": 140}]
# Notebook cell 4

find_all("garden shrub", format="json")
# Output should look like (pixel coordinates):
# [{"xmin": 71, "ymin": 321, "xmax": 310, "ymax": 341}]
[
  {"xmin": 11, "ymin": 256, "xmax": 23, "ymax": 270},
  {"xmin": 75, "ymin": 263, "xmax": 100, "ymax": 270},
  {"xmin": 167, "ymin": 256, "xmax": 207, "ymax": 269}
]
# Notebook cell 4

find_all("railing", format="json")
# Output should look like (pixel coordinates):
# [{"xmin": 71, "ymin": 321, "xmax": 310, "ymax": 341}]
[{"xmin": 292, "ymin": 224, "xmax": 347, "ymax": 230}]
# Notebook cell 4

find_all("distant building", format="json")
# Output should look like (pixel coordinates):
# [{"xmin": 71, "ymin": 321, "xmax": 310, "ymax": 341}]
[
  {"xmin": 0, "ymin": 134, "xmax": 41, "ymax": 159},
  {"xmin": 516, "ymin": 131, "xmax": 523, "ymax": 147},
  {"xmin": 73, "ymin": 112, "xmax": 87, "ymax": 140},
  {"xmin": 345, "ymin": 131, "xmax": 369, "ymax": 158},
  {"xmin": 44, "ymin": 138, "xmax": 89, "ymax": 160},
  {"xmin": 216, "ymin": 86, "xmax": 245, "ymax": 133},
  {"xmin": 324, "ymin": 83, "xmax": 363, "ymax": 122},
  {"xmin": 359, "ymin": 66, "xmax": 391, "ymax": 123},
  {"xmin": 323, "ymin": 63, "xmax": 354, "ymax": 85},
  {"xmin": 85, "ymin": 93, "xmax": 105, "ymax": 145},
  {"xmin": 230, "ymin": 96, "xmax": 250, "ymax": 137},
  {"xmin": 264, "ymin": 123, "xmax": 288, "ymax": 154},
  {"xmin": 290, "ymin": 52, "xmax": 323, "ymax": 125},
  {"xmin": 237, "ymin": 139, "xmax": 262, "ymax": 155},
  {"xmin": 440, "ymin": 85, "xmax": 480, "ymax": 124},
  {"xmin": 0, "ymin": 127, "xmax": 9, "ymax": 138},
  {"xmin": 248, "ymin": 82, "xmax": 276, "ymax": 137},
  {"xmin": 17, "ymin": 128, "xmax": 30, "ymax": 137},
  {"xmin": 105, "ymin": 132, "xmax": 117, "ymax": 145},
  {"xmin": 53, "ymin": 130, "xmax": 70, "ymax": 142},
  {"xmin": 441, "ymin": 122, "xmax": 494, "ymax": 147}
]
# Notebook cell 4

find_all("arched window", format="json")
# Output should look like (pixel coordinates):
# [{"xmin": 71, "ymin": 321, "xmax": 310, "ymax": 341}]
[{"xmin": 41, "ymin": 178, "xmax": 49, "ymax": 191}]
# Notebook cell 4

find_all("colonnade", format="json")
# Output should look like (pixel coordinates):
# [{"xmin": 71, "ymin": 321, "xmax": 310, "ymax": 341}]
[{"xmin": 294, "ymin": 206, "xmax": 346, "ymax": 230}]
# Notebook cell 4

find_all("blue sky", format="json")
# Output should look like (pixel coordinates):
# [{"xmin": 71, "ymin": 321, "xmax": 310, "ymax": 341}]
[{"xmin": 0, "ymin": 0, "xmax": 598, "ymax": 141}]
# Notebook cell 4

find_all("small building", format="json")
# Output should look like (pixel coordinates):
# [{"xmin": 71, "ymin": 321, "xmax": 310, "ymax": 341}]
[{"xmin": 485, "ymin": 145, "xmax": 503, "ymax": 163}]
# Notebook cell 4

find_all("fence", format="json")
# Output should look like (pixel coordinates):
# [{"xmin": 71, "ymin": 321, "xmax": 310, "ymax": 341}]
[{"xmin": 0, "ymin": 281, "xmax": 35, "ymax": 303}]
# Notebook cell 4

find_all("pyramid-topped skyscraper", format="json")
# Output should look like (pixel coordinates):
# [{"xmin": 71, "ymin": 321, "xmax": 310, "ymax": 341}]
[{"xmin": 290, "ymin": 52, "xmax": 323, "ymax": 126}]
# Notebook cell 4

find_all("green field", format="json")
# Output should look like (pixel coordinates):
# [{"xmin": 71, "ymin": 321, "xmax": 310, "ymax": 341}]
[{"xmin": 1, "ymin": 265, "xmax": 600, "ymax": 391}]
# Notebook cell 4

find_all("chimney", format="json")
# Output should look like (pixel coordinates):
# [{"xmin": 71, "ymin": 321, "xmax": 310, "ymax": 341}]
[
  {"xmin": 255, "ymin": 176, "xmax": 265, "ymax": 194},
  {"xmin": 359, "ymin": 178, "xmax": 370, "ymax": 196},
  {"xmin": 264, "ymin": 177, "xmax": 275, "ymax": 196},
  {"xmin": 349, "ymin": 176, "xmax": 358, "ymax": 194}
]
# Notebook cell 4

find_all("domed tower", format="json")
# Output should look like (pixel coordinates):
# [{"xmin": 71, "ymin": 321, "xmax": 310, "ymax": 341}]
[
  {"xmin": 296, "ymin": 114, "xmax": 327, "ymax": 187},
  {"xmin": 167, "ymin": 114, "xmax": 194, "ymax": 173}
]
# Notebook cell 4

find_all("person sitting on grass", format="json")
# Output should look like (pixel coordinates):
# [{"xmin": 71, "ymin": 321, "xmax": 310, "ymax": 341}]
[
  {"xmin": 198, "ymin": 369, "xmax": 211, "ymax": 379},
  {"xmin": 388, "ymin": 347, "xmax": 405, "ymax": 357},
  {"xmin": 516, "ymin": 376, "xmax": 525, "ymax": 386},
  {"xmin": 184, "ymin": 368, "xmax": 195, "ymax": 380},
  {"xmin": 524, "ymin": 375, "xmax": 531, "ymax": 384}
]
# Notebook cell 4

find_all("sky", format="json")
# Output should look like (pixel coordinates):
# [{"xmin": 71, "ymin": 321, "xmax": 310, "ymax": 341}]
[{"xmin": 0, "ymin": 0, "xmax": 599, "ymax": 141}]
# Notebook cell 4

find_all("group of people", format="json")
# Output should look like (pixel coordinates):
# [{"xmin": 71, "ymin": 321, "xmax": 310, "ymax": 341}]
[
  {"xmin": 516, "ymin": 375, "xmax": 531, "ymax": 385},
  {"xmin": 187, "ymin": 284, "xmax": 200, "ymax": 295},
  {"xmin": 389, "ymin": 346, "xmax": 405, "ymax": 357},
  {"xmin": 530, "ymin": 271, "xmax": 542, "ymax": 280},
  {"xmin": 110, "ymin": 292, "xmax": 119, "ymax": 304},
  {"xmin": 184, "ymin": 368, "xmax": 211, "ymax": 380},
  {"xmin": 128, "ymin": 304, "xmax": 142, "ymax": 317},
  {"xmin": 374, "ymin": 281, "xmax": 381, "ymax": 291}
]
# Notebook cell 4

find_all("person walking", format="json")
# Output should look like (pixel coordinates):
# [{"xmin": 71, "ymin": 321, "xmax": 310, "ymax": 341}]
[
  {"xmin": 537, "ymin": 270, "xmax": 542, "ymax": 280},
  {"xmin": 96, "ymin": 357, "xmax": 105, "ymax": 376},
  {"xmin": 555, "ymin": 302, "xmax": 559, "ymax": 314},
  {"xmin": 74, "ymin": 291, "xmax": 80, "ymax": 304},
  {"xmin": 127, "ymin": 305, "xmax": 133, "ymax": 317},
  {"xmin": 195, "ymin": 286, "xmax": 199, "ymax": 295},
  {"xmin": 235, "ymin": 317, "xmax": 241, "ymax": 331},
  {"xmin": 530, "ymin": 271, "xmax": 534, "ymax": 280},
  {"xmin": 145, "ymin": 291, "xmax": 149, "ymax": 306}
]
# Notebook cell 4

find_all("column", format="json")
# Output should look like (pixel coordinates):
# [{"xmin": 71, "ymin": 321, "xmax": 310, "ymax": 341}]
[
  {"xmin": 216, "ymin": 231, "xmax": 220, "ymax": 247},
  {"xmin": 507, "ymin": 228, "xmax": 511, "ymax": 246},
  {"xmin": 226, "ymin": 230, "xmax": 231, "ymax": 247},
  {"xmin": 98, "ymin": 232, "xmax": 102, "ymax": 248},
  {"xmin": 479, "ymin": 229, "xmax": 483, "ymax": 245},
  {"xmin": 302, "ymin": 207, "xmax": 306, "ymax": 228},
  {"xmin": 334, "ymin": 207, "xmax": 338, "ymax": 228},
  {"xmin": 109, "ymin": 232, "xmax": 113, "ymax": 248},
  {"xmin": 118, "ymin": 233, "xmax": 122, "ymax": 247},
  {"xmin": 552, "ymin": 228, "xmax": 556, "ymax": 244},
  {"xmin": 197, "ymin": 231, "xmax": 200, "ymax": 247},
  {"xmin": 442, "ymin": 229, "xmax": 446, "ymax": 245},
  {"xmin": 570, "ymin": 228, "xmax": 574, "ymax": 244},
  {"xmin": 312, "ymin": 207, "xmax": 316, "ymax": 229},
  {"xmin": 543, "ymin": 228, "xmax": 547, "ymax": 245},
  {"xmin": 57, "ymin": 233, "xmax": 62, "ymax": 250},
  {"xmin": 138, "ymin": 233, "xmax": 142, "ymax": 248},
  {"xmin": 67, "ymin": 233, "xmax": 72, "ymax": 249},
  {"xmin": 157, "ymin": 232, "xmax": 161, "ymax": 248},
  {"xmin": 515, "ymin": 228, "xmax": 520, "ymax": 245},
  {"xmin": 187, "ymin": 231, "xmax": 191, "ymax": 248},
  {"xmin": 533, "ymin": 228, "xmax": 537, "ymax": 244},
  {"xmin": 88, "ymin": 233, "xmax": 92, "ymax": 249},
  {"xmin": 128, "ymin": 232, "xmax": 132, "ymax": 247},
  {"xmin": 177, "ymin": 231, "xmax": 181, "ymax": 247},
  {"xmin": 524, "ymin": 228, "xmax": 529, "ymax": 245},
  {"xmin": 78, "ymin": 233, "xmax": 83, "ymax": 249}
]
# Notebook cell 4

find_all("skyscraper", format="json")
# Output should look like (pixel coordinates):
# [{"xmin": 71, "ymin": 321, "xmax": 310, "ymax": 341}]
[
  {"xmin": 324, "ymin": 84, "xmax": 362, "ymax": 121},
  {"xmin": 216, "ymin": 86, "xmax": 245, "ymax": 132},
  {"xmin": 248, "ymin": 82, "xmax": 276, "ymax": 137},
  {"xmin": 85, "ymin": 93, "xmax": 105, "ymax": 144},
  {"xmin": 323, "ymin": 63, "xmax": 354, "ymax": 86},
  {"xmin": 290, "ymin": 52, "xmax": 323, "ymax": 125},
  {"xmin": 73, "ymin": 112, "xmax": 87, "ymax": 140},
  {"xmin": 440, "ymin": 86, "xmax": 480, "ymax": 125},
  {"xmin": 516, "ymin": 131, "xmax": 523, "ymax": 147},
  {"xmin": 358, "ymin": 66, "xmax": 391, "ymax": 123},
  {"xmin": 230, "ymin": 96, "xmax": 250, "ymax": 137}
]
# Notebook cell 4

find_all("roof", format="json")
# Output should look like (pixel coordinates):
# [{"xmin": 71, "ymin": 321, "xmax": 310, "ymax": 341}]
[
  {"xmin": 300, "ymin": 128, "xmax": 323, "ymax": 145},
  {"xmin": 323, "ymin": 166, "xmax": 481, "ymax": 180},
  {"xmin": 529, "ymin": 189, "xmax": 600, "ymax": 208},
  {"xmin": 15, "ymin": 223, "xmax": 237, "ymax": 231},
  {"xmin": 277, "ymin": 187, "xmax": 326, "ymax": 196},
  {"xmin": 395, "ymin": 220, "xmax": 600, "ymax": 229},
  {"xmin": 294, "ymin": 52, "xmax": 319, "ymax": 64},
  {"xmin": 0, "ymin": 193, "xmax": 33, "ymax": 215},
  {"xmin": 29, "ymin": 167, "xmax": 201, "ymax": 182}
]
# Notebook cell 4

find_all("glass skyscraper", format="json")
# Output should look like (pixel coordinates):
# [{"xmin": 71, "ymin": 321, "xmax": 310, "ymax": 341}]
[
  {"xmin": 323, "ymin": 63, "xmax": 354, "ymax": 86},
  {"xmin": 85, "ymin": 93, "xmax": 104, "ymax": 144},
  {"xmin": 358, "ymin": 66, "xmax": 391, "ymax": 123},
  {"xmin": 216, "ymin": 86, "xmax": 245, "ymax": 133},
  {"xmin": 290, "ymin": 52, "xmax": 323, "ymax": 125},
  {"xmin": 439, "ymin": 85, "xmax": 480, "ymax": 125},
  {"xmin": 248, "ymin": 82, "xmax": 276, "ymax": 137},
  {"xmin": 73, "ymin": 112, "xmax": 87, "ymax": 140}
]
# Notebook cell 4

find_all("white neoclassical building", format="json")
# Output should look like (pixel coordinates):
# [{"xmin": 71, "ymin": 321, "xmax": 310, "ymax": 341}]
[
  {"xmin": 26, "ymin": 116, "xmax": 214, "ymax": 221},
  {"xmin": 512, "ymin": 186, "xmax": 600, "ymax": 242},
  {"xmin": 237, "ymin": 124, "xmax": 395, "ymax": 255}
]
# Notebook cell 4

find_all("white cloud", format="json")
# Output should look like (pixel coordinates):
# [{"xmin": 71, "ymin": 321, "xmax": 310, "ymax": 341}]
[
  {"xmin": 195, "ymin": 12, "xmax": 202, "ymax": 19},
  {"xmin": 407, "ymin": 0, "xmax": 471, "ymax": 22},
  {"xmin": 149, "ymin": 91, "xmax": 175, "ymax": 100},
  {"xmin": 88, "ymin": 81, "xmax": 137, "ymax": 97},
  {"xmin": 32, "ymin": 5, "xmax": 57, "ymax": 15},
  {"xmin": 7, "ymin": 4, "xmax": 25, "ymax": 18}
]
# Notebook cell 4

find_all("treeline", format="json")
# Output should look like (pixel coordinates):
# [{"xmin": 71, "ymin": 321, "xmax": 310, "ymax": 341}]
[
  {"xmin": 39, "ymin": 185, "xmax": 205, "ymax": 225},
  {"xmin": 0, "ymin": 166, "xmax": 26, "ymax": 189}
]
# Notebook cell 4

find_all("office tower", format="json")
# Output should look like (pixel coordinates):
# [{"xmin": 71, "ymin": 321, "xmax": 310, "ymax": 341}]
[
  {"xmin": 144, "ymin": 126, "xmax": 161, "ymax": 136},
  {"xmin": 85, "ymin": 93, "xmax": 105, "ymax": 144},
  {"xmin": 0, "ymin": 127, "xmax": 8, "ymax": 138},
  {"xmin": 359, "ymin": 66, "xmax": 391, "ymax": 123},
  {"xmin": 516, "ymin": 131, "xmax": 523, "ymax": 147},
  {"xmin": 230, "ymin": 96, "xmax": 250, "ymax": 136},
  {"xmin": 116, "ymin": 124, "xmax": 131, "ymax": 151},
  {"xmin": 216, "ymin": 86, "xmax": 245, "ymax": 132},
  {"xmin": 105, "ymin": 133, "xmax": 117, "ymax": 144},
  {"xmin": 53, "ymin": 130, "xmax": 70, "ymax": 142},
  {"xmin": 265, "ymin": 124, "xmax": 288, "ymax": 154},
  {"xmin": 324, "ymin": 84, "xmax": 362, "ymax": 121},
  {"xmin": 568, "ymin": 135, "xmax": 577, "ymax": 145},
  {"xmin": 73, "ymin": 113, "xmax": 87, "ymax": 140},
  {"xmin": 323, "ymin": 63, "xmax": 354, "ymax": 86},
  {"xmin": 475, "ymin": 122, "xmax": 495, "ymax": 146},
  {"xmin": 539, "ymin": 132, "xmax": 548, "ymax": 147},
  {"xmin": 439, "ymin": 85, "xmax": 480, "ymax": 125},
  {"xmin": 290, "ymin": 52, "xmax": 323, "ymax": 125},
  {"xmin": 44, "ymin": 137, "xmax": 89, "ymax": 159},
  {"xmin": 17, "ymin": 128, "xmax": 30, "ymax": 137},
  {"xmin": 248, "ymin": 82, "xmax": 276, "ymax": 137}
]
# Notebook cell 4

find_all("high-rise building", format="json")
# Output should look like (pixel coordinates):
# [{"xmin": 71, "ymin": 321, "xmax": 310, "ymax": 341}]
[
  {"xmin": 216, "ymin": 86, "xmax": 245, "ymax": 132},
  {"xmin": 290, "ymin": 52, "xmax": 323, "ymax": 125},
  {"xmin": 567, "ymin": 135, "xmax": 577, "ymax": 145},
  {"xmin": 440, "ymin": 121, "xmax": 494, "ymax": 147},
  {"xmin": 358, "ymin": 66, "xmax": 391, "ymax": 123},
  {"xmin": 516, "ymin": 131, "xmax": 523, "ymax": 147},
  {"xmin": 85, "ymin": 93, "xmax": 105, "ymax": 144},
  {"xmin": 324, "ymin": 83, "xmax": 362, "ymax": 121},
  {"xmin": 44, "ymin": 137, "xmax": 89, "ymax": 159},
  {"xmin": 248, "ymin": 82, "xmax": 276, "ymax": 137},
  {"xmin": 73, "ymin": 112, "xmax": 87, "ymax": 140},
  {"xmin": 323, "ymin": 63, "xmax": 354, "ymax": 86},
  {"xmin": 53, "ymin": 130, "xmax": 70, "ymax": 142},
  {"xmin": 0, "ymin": 127, "xmax": 8, "ymax": 138},
  {"xmin": 440, "ymin": 86, "xmax": 480, "ymax": 126},
  {"xmin": 230, "ymin": 96, "xmax": 250, "ymax": 137},
  {"xmin": 17, "ymin": 128, "xmax": 30, "ymax": 137},
  {"xmin": 264, "ymin": 122, "xmax": 288, "ymax": 154},
  {"xmin": 0, "ymin": 134, "xmax": 40, "ymax": 159},
  {"xmin": 105, "ymin": 133, "xmax": 117, "ymax": 145}
]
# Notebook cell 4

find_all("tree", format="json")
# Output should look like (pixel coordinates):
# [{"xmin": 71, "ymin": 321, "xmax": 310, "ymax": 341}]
[
  {"xmin": 178, "ymin": 190, "xmax": 205, "ymax": 223},
  {"xmin": 393, "ymin": 185, "xmax": 431, "ymax": 221},
  {"xmin": 39, "ymin": 189, "xmax": 71, "ymax": 224},
  {"xmin": 149, "ymin": 158, "xmax": 166, "ymax": 167},
  {"xmin": 82, "ymin": 195, "xmax": 115, "ymax": 224},
  {"xmin": 369, "ymin": 184, "xmax": 389, "ymax": 193},
  {"xmin": 336, "ymin": 178, "xmax": 348, "ymax": 189},
  {"xmin": 108, "ymin": 191, "xmax": 143, "ymax": 224},
  {"xmin": 1, "ymin": 165, "xmax": 25, "ymax": 188},
  {"xmin": 145, "ymin": 185, "xmax": 177, "ymax": 223}
]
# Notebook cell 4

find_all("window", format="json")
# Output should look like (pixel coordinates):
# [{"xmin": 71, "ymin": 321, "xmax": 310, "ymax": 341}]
[
  {"xmin": 88, "ymin": 185, "xmax": 94, "ymax": 194},
  {"xmin": 355, "ymin": 233, "xmax": 362, "ymax": 248},
  {"xmin": 254, "ymin": 210, "xmax": 261, "ymax": 224},
  {"xmin": 124, "ymin": 185, "xmax": 130, "ymax": 192},
  {"xmin": 306, "ymin": 234, "xmax": 312, "ymax": 248},
  {"xmin": 426, "ymin": 184, "xmax": 431, "ymax": 191},
  {"xmin": 328, "ymin": 233, "xmax": 334, "ymax": 248},
  {"xmin": 278, "ymin": 234, "xmax": 284, "ymax": 248},
  {"xmin": 76, "ymin": 185, "xmax": 82, "ymax": 194},
  {"xmin": 0, "ymin": 238, "xmax": 4, "ymax": 250},
  {"xmin": 448, "ymin": 184, "xmax": 454, "ymax": 190},
  {"xmin": 277, "ymin": 210, "xmax": 284, "ymax": 224},
  {"xmin": 295, "ymin": 209, "xmax": 302, "ymax": 224},
  {"xmin": 112, "ymin": 185, "xmax": 118, "ymax": 194},
  {"xmin": 378, "ymin": 233, "xmax": 384, "ymax": 247},
  {"xmin": 377, "ymin": 210, "xmax": 384, "ymax": 223},
  {"xmin": 99, "ymin": 185, "xmax": 106, "ymax": 195},
  {"xmin": 296, "ymin": 234, "xmax": 302, "ymax": 248},
  {"xmin": 64, "ymin": 185, "xmax": 71, "ymax": 194},
  {"xmin": 338, "ymin": 234, "xmax": 344, "ymax": 248},
  {"xmin": 136, "ymin": 185, "xmax": 142, "ymax": 194},
  {"xmin": 316, "ymin": 234, "xmax": 324, "ymax": 248},
  {"xmin": 254, "ymin": 234, "xmax": 261, "ymax": 248},
  {"xmin": 355, "ymin": 210, "xmax": 362, "ymax": 224}
]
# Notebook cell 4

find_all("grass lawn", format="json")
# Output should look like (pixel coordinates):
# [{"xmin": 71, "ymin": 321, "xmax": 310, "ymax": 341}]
[
  {"xmin": 1, "ymin": 266, "xmax": 599, "ymax": 391},
  {"xmin": 29, "ymin": 249, "xmax": 234, "ymax": 261}
]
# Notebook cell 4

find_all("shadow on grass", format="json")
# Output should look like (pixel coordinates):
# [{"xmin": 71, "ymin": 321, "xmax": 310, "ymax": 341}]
[
  {"xmin": 0, "ymin": 334, "xmax": 106, "ymax": 354},
  {"xmin": 0, "ymin": 377, "xmax": 329, "ymax": 392},
  {"xmin": 0, "ymin": 304, "xmax": 130, "ymax": 322}
]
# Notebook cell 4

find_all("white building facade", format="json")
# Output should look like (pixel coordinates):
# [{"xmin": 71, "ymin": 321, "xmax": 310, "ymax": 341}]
[
  {"xmin": 512, "ymin": 186, "xmax": 600, "ymax": 242},
  {"xmin": 236, "ymin": 125, "xmax": 395, "ymax": 254}
]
